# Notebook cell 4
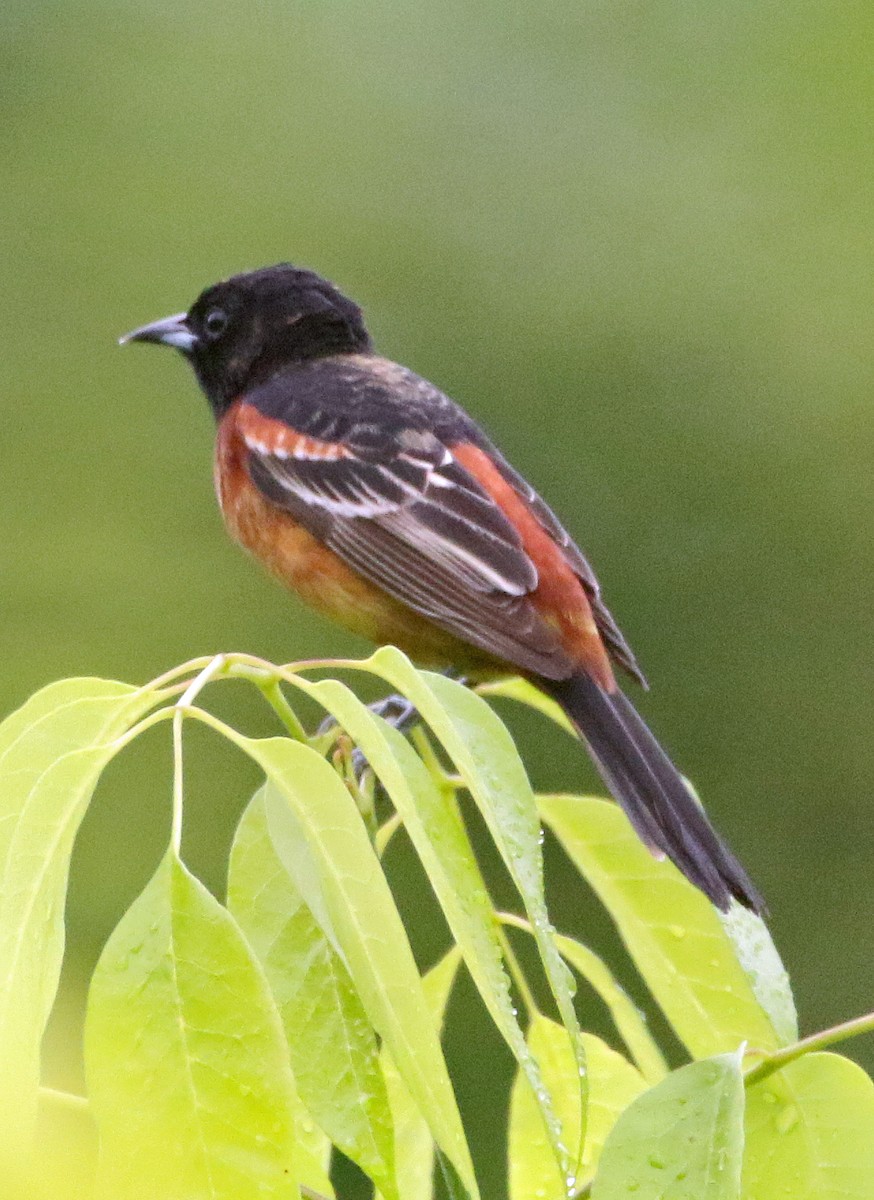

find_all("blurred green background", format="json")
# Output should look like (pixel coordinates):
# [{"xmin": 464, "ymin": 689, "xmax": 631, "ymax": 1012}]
[{"xmin": 3, "ymin": 0, "xmax": 873, "ymax": 1193}]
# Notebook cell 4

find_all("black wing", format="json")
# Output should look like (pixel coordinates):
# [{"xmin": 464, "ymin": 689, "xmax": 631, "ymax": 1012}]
[
  {"xmin": 481, "ymin": 442, "xmax": 647, "ymax": 688},
  {"xmin": 239, "ymin": 371, "xmax": 575, "ymax": 679}
]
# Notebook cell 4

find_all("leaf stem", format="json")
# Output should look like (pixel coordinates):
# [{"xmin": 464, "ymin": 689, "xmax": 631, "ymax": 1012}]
[
  {"xmin": 496, "ymin": 923, "xmax": 539, "ymax": 1020},
  {"xmin": 171, "ymin": 655, "xmax": 227, "ymax": 855},
  {"xmin": 110, "ymin": 704, "xmax": 177, "ymax": 749},
  {"xmin": 375, "ymin": 811, "xmax": 402, "ymax": 857},
  {"xmin": 144, "ymin": 656, "xmax": 218, "ymax": 692},
  {"xmin": 256, "ymin": 677, "xmax": 309, "ymax": 741},
  {"xmin": 745, "ymin": 1008, "xmax": 874, "ymax": 1087}
]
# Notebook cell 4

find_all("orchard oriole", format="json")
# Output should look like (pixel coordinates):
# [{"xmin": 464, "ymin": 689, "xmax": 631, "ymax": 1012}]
[{"xmin": 122, "ymin": 264, "xmax": 763, "ymax": 913}]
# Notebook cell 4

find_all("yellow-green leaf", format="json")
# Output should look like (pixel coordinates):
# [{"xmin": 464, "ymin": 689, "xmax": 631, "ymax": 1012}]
[
  {"xmin": 475, "ymin": 676, "xmax": 574, "ymax": 735},
  {"xmin": 357, "ymin": 649, "xmax": 585, "ymax": 1184},
  {"xmin": 593, "ymin": 1053, "xmax": 745, "ymax": 1200},
  {"xmin": 279, "ymin": 674, "xmax": 567, "ymax": 1180},
  {"xmin": 10, "ymin": 1089, "xmax": 98, "ymax": 1200},
  {"xmin": 85, "ymin": 851, "xmax": 298, "ymax": 1200},
  {"xmin": 744, "ymin": 1052, "xmax": 874, "ymax": 1199},
  {"xmin": 509, "ymin": 1017, "xmax": 646, "ymax": 1200},
  {"xmin": 540, "ymin": 794, "xmax": 786, "ymax": 1058},
  {"xmin": 0, "ymin": 678, "xmax": 158, "ymax": 1164},
  {"xmin": 228, "ymin": 785, "xmax": 390, "ymax": 1196},
  {"xmin": 241, "ymin": 734, "xmax": 478, "ymax": 1199},
  {"xmin": 378, "ymin": 948, "xmax": 462, "ymax": 1200},
  {"xmin": 553, "ymin": 932, "xmax": 668, "ymax": 1084}
]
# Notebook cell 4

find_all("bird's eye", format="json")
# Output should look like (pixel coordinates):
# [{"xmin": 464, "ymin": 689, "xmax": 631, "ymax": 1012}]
[{"xmin": 203, "ymin": 308, "xmax": 228, "ymax": 338}]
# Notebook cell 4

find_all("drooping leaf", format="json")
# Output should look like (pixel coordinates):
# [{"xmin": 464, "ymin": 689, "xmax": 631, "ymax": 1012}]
[
  {"xmin": 509, "ymin": 1017, "xmax": 646, "ymax": 1200},
  {"xmin": 540, "ymin": 794, "xmax": 785, "ymax": 1058},
  {"xmin": 551, "ymin": 931, "xmax": 668, "ymax": 1084},
  {"xmin": 228, "ymin": 786, "xmax": 390, "ymax": 1197},
  {"xmin": 84, "ymin": 850, "xmax": 298, "ymax": 1200},
  {"xmin": 0, "ymin": 678, "xmax": 159, "ymax": 1162},
  {"xmin": 235, "ymin": 733, "xmax": 478, "ymax": 1200},
  {"xmin": 274, "ymin": 673, "xmax": 567, "ymax": 1179},
  {"xmin": 593, "ymin": 1053, "xmax": 745, "ymax": 1200},
  {"xmin": 744, "ymin": 1052, "xmax": 874, "ymax": 1199},
  {"xmin": 378, "ymin": 948, "xmax": 461, "ymax": 1200},
  {"xmin": 354, "ymin": 649, "xmax": 585, "ymax": 1182}
]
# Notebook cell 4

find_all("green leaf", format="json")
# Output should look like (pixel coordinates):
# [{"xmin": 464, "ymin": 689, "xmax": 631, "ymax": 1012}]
[
  {"xmin": 475, "ymin": 676, "xmax": 575, "ymax": 735},
  {"xmin": 278, "ymin": 674, "xmax": 567, "ymax": 1180},
  {"xmin": 509, "ymin": 1017, "xmax": 647, "ymax": 1200},
  {"xmin": 718, "ymin": 904, "xmax": 797, "ymax": 1045},
  {"xmin": 593, "ymin": 1053, "xmax": 745, "ymax": 1200},
  {"xmin": 743, "ymin": 1052, "xmax": 874, "ymax": 1199},
  {"xmin": 0, "ymin": 678, "xmax": 158, "ymax": 1162},
  {"xmin": 293, "ymin": 1127, "xmax": 333, "ymax": 1199},
  {"xmin": 357, "ymin": 649, "xmax": 585, "ymax": 1181},
  {"xmin": 238, "ymin": 733, "xmax": 478, "ymax": 1200},
  {"xmin": 378, "ymin": 948, "xmax": 461, "ymax": 1200},
  {"xmin": 228, "ymin": 786, "xmax": 391, "ymax": 1197},
  {"xmin": 84, "ymin": 850, "xmax": 298, "ymax": 1200},
  {"xmin": 16, "ymin": 1090, "xmax": 98, "ymax": 1200},
  {"xmin": 540, "ymin": 794, "xmax": 785, "ymax": 1058},
  {"xmin": 553, "ymin": 932, "xmax": 668, "ymax": 1084}
]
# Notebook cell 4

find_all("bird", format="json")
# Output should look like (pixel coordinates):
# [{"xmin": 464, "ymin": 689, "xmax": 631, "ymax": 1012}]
[{"xmin": 121, "ymin": 263, "xmax": 763, "ymax": 913}]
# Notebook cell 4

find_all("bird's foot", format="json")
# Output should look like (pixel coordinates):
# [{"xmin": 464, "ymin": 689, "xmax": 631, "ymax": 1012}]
[{"xmin": 316, "ymin": 671, "xmax": 467, "ymax": 779}]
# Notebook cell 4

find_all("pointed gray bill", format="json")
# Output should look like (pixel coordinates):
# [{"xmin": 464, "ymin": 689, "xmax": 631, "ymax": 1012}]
[{"xmin": 118, "ymin": 312, "xmax": 196, "ymax": 350}]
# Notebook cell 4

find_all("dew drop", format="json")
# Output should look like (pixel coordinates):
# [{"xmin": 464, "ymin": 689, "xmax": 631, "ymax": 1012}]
[
  {"xmin": 668, "ymin": 924, "xmax": 686, "ymax": 939},
  {"xmin": 777, "ymin": 1104, "xmax": 799, "ymax": 1134}
]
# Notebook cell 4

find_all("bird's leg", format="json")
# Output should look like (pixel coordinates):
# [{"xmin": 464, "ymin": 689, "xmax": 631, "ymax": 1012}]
[
  {"xmin": 315, "ymin": 670, "xmax": 469, "ymax": 779},
  {"xmin": 316, "ymin": 670, "xmax": 468, "ymax": 739}
]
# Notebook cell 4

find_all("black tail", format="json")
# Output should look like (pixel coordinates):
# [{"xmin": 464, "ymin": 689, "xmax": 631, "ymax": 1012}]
[{"xmin": 545, "ymin": 673, "xmax": 764, "ymax": 913}]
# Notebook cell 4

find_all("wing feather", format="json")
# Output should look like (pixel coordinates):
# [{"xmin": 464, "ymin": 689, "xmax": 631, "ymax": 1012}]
[
  {"xmin": 327, "ymin": 515, "xmax": 570, "ymax": 678},
  {"xmin": 482, "ymin": 444, "xmax": 648, "ymax": 687},
  {"xmin": 242, "ymin": 415, "xmax": 573, "ymax": 677}
]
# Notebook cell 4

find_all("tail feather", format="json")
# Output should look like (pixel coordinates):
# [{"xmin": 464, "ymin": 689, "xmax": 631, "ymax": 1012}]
[{"xmin": 545, "ymin": 673, "xmax": 764, "ymax": 913}]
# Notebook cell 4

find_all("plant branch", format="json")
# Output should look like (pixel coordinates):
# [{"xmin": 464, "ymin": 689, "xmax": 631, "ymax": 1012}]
[
  {"xmin": 375, "ymin": 811, "xmax": 402, "ymax": 857},
  {"xmin": 256, "ymin": 677, "xmax": 309, "ymax": 741},
  {"xmin": 745, "ymin": 1008, "xmax": 874, "ymax": 1087}
]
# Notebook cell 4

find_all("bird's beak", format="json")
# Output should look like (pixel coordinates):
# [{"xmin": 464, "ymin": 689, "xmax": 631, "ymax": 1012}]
[{"xmin": 118, "ymin": 312, "xmax": 197, "ymax": 351}]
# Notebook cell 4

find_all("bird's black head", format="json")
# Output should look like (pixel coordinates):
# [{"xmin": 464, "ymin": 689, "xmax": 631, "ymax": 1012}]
[{"xmin": 120, "ymin": 264, "xmax": 373, "ymax": 416}]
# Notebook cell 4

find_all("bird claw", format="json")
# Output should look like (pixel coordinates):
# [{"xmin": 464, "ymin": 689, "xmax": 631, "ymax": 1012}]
[
  {"xmin": 317, "ymin": 672, "xmax": 467, "ymax": 785},
  {"xmin": 315, "ymin": 691, "xmax": 420, "ymax": 743}
]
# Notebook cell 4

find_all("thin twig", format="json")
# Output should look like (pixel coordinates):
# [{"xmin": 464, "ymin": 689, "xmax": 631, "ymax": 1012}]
[
  {"xmin": 745, "ymin": 1008, "xmax": 874, "ymax": 1087},
  {"xmin": 257, "ymin": 677, "xmax": 309, "ymax": 741},
  {"xmin": 171, "ymin": 655, "xmax": 226, "ymax": 855}
]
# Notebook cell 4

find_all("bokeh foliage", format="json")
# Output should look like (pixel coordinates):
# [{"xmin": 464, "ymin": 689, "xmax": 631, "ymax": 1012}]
[{"xmin": 2, "ymin": 1, "xmax": 873, "ymax": 1191}]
